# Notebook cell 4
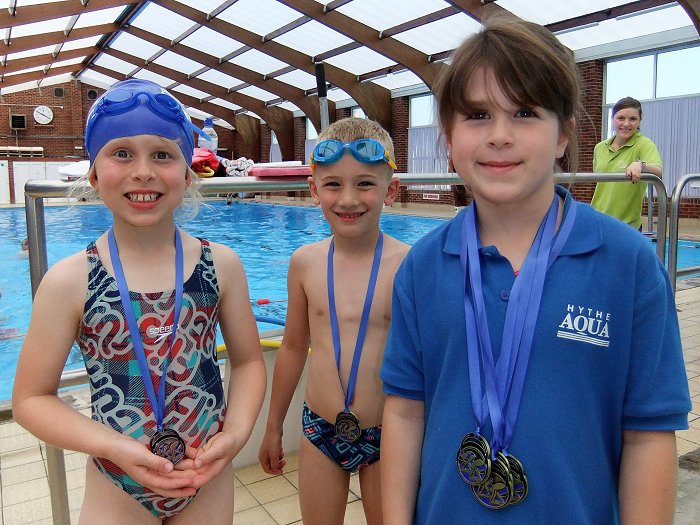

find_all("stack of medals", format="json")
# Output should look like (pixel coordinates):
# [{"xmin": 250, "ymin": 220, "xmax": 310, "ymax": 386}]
[
  {"xmin": 327, "ymin": 233, "xmax": 383, "ymax": 444},
  {"xmin": 456, "ymin": 433, "xmax": 528, "ymax": 509},
  {"xmin": 458, "ymin": 195, "xmax": 576, "ymax": 510}
]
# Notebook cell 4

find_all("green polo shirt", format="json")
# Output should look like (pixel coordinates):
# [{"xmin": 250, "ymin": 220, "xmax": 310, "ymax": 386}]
[{"xmin": 590, "ymin": 131, "xmax": 662, "ymax": 229}]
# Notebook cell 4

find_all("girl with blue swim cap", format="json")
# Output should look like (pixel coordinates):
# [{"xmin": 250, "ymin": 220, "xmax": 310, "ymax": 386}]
[{"xmin": 13, "ymin": 79, "xmax": 267, "ymax": 523}]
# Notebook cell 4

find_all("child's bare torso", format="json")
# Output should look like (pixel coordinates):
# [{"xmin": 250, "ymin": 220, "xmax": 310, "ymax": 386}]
[{"xmin": 300, "ymin": 235, "xmax": 408, "ymax": 429}]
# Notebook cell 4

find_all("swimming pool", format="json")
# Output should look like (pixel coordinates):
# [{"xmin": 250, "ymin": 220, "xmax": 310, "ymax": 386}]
[
  {"xmin": 0, "ymin": 201, "xmax": 446, "ymax": 400},
  {"xmin": 2, "ymin": 202, "xmax": 700, "ymax": 401}
]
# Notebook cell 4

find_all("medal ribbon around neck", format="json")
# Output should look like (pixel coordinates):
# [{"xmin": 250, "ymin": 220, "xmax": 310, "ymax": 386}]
[
  {"xmin": 327, "ymin": 232, "xmax": 383, "ymax": 413},
  {"xmin": 460, "ymin": 193, "xmax": 576, "ymax": 455},
  {"xmin": 108, "ymin": 228, "xmax": 184, "ymax": 434}
]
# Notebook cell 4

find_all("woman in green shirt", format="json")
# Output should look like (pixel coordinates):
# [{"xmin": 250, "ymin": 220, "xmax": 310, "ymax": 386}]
[{"xmin": 590, "ymin": 97, "xmax": 662, "ymax": 230}]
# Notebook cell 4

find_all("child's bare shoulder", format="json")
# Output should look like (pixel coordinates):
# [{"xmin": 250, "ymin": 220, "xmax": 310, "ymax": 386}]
[
  {"xmin": 37, "ymin": 250, "xmax": 89, "ymax": 303},
  {"xmin": 289, "ymin": 238, "xmax": 331, "ymax": 269},
  {"xmin": 382, "ymin": 234, "xmax": 410, "ymax": 260}
]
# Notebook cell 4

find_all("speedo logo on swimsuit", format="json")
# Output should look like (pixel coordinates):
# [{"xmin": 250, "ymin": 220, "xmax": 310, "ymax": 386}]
[
  {"xmin": 557, "ymin": 304, "xmax": 610, "ymax": 347},
  {"xmin": 146, "ymin": 324, "xmax": 177, "ymax": 343}
]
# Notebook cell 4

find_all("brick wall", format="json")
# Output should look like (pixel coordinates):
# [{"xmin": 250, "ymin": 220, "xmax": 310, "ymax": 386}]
[
  {"xmin": 571, "ymin": 59, "xmax": 604, "ymax": 204},
  {"xmin": 260, "ymin": 123, "xmax": 271, "ymax": 163}
]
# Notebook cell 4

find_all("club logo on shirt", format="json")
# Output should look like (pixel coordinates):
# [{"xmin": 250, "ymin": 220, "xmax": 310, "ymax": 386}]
[{"xmin": 557, "ymin": 304, "xmax": 610, "ymax": 347}]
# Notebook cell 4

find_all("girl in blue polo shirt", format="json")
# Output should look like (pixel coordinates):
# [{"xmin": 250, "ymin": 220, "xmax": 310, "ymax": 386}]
[{"xmin": 380, "ymin": 18, "xmax": 691, "ymax": 525}]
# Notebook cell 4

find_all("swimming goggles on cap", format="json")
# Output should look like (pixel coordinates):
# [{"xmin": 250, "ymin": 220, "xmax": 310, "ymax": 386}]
[
  {"xmin": 310, "ymin": 138, "xmax": 397, "ymax": 170},
  {"xmin": 90, "ymin": 88, "xmax": 188, "ymax": 123}
]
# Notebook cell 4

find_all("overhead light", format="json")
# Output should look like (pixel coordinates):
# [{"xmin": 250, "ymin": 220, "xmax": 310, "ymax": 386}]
[{"xmin": 554, "ymin": 22, "xmax": 599, "ymax": 36}]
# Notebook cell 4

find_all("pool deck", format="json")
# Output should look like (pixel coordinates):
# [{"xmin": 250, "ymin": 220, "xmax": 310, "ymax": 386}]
[{"xmin": 0, "ymin": 199, "xmax": 699, "ymax": 524}]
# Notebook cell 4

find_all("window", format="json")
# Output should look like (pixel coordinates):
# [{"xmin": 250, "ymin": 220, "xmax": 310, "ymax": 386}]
[
  {"xmin": 605, "ymin": 55, "xmax": 654, "ymax": 104},
  {"xmin": 87, "ymin": 89, "xmax": 98, "ymax": 100},
  {"xmin": 10, "ymin": 114, "xmax": 26, "ymax": 130},
  {"xmin": 351, "ymin": 106, "xmax": 366, "ymax": 119},
  {"xmin": 306, "ymin": 117, "xmax": 318, "ymax": 140},
  {"xmin": 409, "ymin": 94, "xmax": 435, "ymax": 127},
  {"xmin": 657, "ymin": 46, "xmax": 700, "ymax": 98},
  {"xmin": 53, "ymin": 87, "xmax": 65, "ymax": 98}
]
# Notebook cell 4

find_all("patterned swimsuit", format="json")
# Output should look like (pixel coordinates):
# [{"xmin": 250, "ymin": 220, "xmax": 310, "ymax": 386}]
[{"xmin": 78, "ymin": 238, "xmax": 226, "ymax": 518}]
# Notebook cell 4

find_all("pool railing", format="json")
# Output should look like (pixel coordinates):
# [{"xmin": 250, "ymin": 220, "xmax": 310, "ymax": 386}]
[{"xmin": 15, "ymin": 172, "xmax": 671, "ymax": 525}]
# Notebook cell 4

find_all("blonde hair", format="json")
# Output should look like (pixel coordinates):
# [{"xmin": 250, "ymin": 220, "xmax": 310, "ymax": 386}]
[{"xmin": 314, "ymin": 117, "xmax": 395, "ymax": 176}]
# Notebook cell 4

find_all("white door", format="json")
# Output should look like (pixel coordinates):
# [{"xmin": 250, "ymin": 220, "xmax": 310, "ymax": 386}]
[
  {"xmin": 0, "ymin": 160, "xmax": 10, "ymax": 204},
  {"xmin": 13, "ymin": 161, "xmax": 47, "ymax": 205}
]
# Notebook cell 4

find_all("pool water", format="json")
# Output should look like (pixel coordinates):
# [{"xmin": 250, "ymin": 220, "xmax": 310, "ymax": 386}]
[{"xmin": 0, "ymin": 201, "xmax": 446, "ymax": 400}]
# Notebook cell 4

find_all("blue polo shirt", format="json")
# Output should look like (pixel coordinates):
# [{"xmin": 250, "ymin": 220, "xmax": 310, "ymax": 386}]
[{"xmin": 381, "ymin": 187, "xmax": 690, "ymax": 524}]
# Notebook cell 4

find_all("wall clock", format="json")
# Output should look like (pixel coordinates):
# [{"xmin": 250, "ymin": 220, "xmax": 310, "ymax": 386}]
[{"xmin": 33, "ymin": 105, "xmax": 54, "ymax": 124}]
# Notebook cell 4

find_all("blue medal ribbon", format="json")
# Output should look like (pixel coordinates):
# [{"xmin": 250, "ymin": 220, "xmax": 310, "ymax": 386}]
[
  {"xmin": 327, "ymin": 233, "xmax": 383, "ymax": 413},
  {"xmin": 108, "ymin": 228, "xmax": 184, "ymax": 433},
  {"xmin": 460, "ymin": 192, "xmax": 576, "ymax": 456}
]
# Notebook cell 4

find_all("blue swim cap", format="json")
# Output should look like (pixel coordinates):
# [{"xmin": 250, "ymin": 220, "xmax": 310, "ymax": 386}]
[{"xmin": 85, "ymin": 79, "xmax": 196, "ymax": 165}]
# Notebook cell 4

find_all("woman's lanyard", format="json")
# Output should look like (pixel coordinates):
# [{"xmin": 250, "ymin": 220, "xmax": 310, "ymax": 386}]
[
  {"xmin": 456, "ymin": 193, "xmax": 576, "ymax": 509},
  {"xmin": 108, "ymin": 228, "xmax": 184, "ymax": 434},
  {"xmin": 327, "ymin": 233, "xmax": 383, "ymax": 443}
]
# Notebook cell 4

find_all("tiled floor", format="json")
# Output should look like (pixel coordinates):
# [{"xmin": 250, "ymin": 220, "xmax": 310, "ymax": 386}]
[{"xmin": 1, "ymin": 281, "xmax": 699, "ymax": 524}]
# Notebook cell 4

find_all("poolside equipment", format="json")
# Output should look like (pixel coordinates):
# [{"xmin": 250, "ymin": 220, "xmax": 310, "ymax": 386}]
[
  {"xmin": 256, "ymin": 298, "xmax": 288, "ymax": 305},
  {"xmin": 310, "ymin": 138, "xmax": 397, "ymax": 170},
  {"xmin": 85, "ymin": 78, "xmax": 205, "ymax": 165},
  {"xmin": 251, "ymin": 165, "xmax": 312, "ymax": 177},
  {"xmin": 57, "ymin": 160, "xmax": 90, "ymax": 182}
]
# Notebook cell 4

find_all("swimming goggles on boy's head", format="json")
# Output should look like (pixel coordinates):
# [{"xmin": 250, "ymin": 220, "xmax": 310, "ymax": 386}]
[
  {"xmin": 310, "ymin": 138, "xmax": 397, "ymax": 170},
  {"xmin": 85, "ymin": 78, "xmax": 206, "ymax": 165}
]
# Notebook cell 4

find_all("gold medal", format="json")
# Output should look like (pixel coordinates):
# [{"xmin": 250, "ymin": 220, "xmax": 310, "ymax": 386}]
[
  {"xmin": 456, "ymin": 432, "xmax": 492, "ymax": 486},
  {"xmin": 471, "ymin": 452, "xmax": 513, "ymax": 509},
  {"xmin": 505, "ymin": 453, "xmax": 528, "ymax": 505},
  {"xmin": 334, "ymin": 411, "xmax": 361, "ymax": 443}
]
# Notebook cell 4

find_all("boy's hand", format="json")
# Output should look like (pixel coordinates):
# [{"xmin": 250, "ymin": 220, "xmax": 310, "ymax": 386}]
[
  {"xmin": 109, "ymin": 437, "xmax": 198, "ymax": 498},
  {"xmin": 189, "ymin": 431, "xmax": 240, "ymax": 489},
  {"xmin": 258, "ymin": 430, "xmax": 286, "ymax": 475}
]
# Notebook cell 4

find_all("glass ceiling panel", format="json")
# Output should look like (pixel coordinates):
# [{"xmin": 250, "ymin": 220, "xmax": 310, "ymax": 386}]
[
  {"xmin": 131, "ymin": 3, "xmax": 194, "ymax": 41},
  {"xmin": 5, "ymin": 45, "xmax": 56, "ymax": 60},
  {"xmin": 337, "ymin": 0, "xmax": 448, "ymax": 32},
  {"xmin": 6, "ymin": 64, "xmax": 45, "ymax": 76},
  {"xmin": 0, "ymin": 73, "xmax": 72, "ymax": 95},
  {"xmin": 78, "ymin": 69, "xmax": 119, "ymax": 89},
  {"xmin": 273, "ymin": 20, "xmax": 352, "ymax": 56},
  {"xmin": 10, "ymin": 16, "xmax": 72, "ymax": 38},
  {"xmin": 325, "ymin": 87, "xmax": 351, "ymax": 102},
  {"xmin": 274, "ymin": 70, "xmax": 318, "ymax": 91},
  {"xmin": 557, "ymin": 5, "xmax": 693, "ymax": 51},
  {"xmin": 197, "ymin": 69, "xmax": 244, "ymax": 90},
  {"xmin": 238, "ymin": 85, "xmax": 279, "ymax": 102},
  {"xmin": 110, "ymin": 32, "xmax": 162, "ymax": 59},
  {"xmin": 392, "ymin": 13, "xmax": 480, "ymax": 55},
  {"xmin": 94, "ymin": 54, "xmax": 136, "ymax": 76},
  {"xmin": 72, "ymin": 7, "xmax": 126, "ymax": 29},
  {"xmin": 498, "ymin": 0, "xmax": 632, "ymax": 26},
  {"xmin": 180, "ymin": 26, "xmax": 245, "ymax": 59},
  {"xmin": 60, "ymin": 36, "xmax": 103, "ymax": 53},
  {"xmin": 132, "ymin": 69, "xmax": 177, "ymax": 89},
  {"xmin": 231, "ymin": 49, "xmax": 290, "ymax": 76},
  {"xmin": 210, "ymin": 98, "xmax": 242, "ymax": 111},
  {"xmin": 171, "ymin": 83, "xmax": 211, "ymax": 100},
  {"xmin": 153, "ymin": 51, "xmax": 205, "ymax": 76},
  {"xmin": 49, "ymin": 57, "xmax": 84, "ymax": 69},
  {"xmin": 323, "ymin": 47, "xmax": 397, "ymax": 76},
  {"xmin": 277, "ymin": 101, "xmax": 301, "ymax": 113},
  {"xmin": 218, "ymin": 0, "xmax": 302, "ymax": 37},
  {"xmin": 370, "ymin": 70, "xmax": 423, "ymax": 90},
  {"xmin": 171, "ymin": 0, "xmax": 222, "ymax": 15}
]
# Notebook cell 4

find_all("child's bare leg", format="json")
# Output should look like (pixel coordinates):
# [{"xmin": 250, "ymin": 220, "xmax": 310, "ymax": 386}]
[
  {"xmin": 358, "ymin": 460, "xmax": 383, "ymax": 525},
  {"xmin": 298, "ymin": 437, "xmax": 350, "ymax": 525},
  {"xmin": 80, "ymin": 459, "xmax": 159, "ymax": 525},
  {"xmin": 170, "ymin": 463, "xmax": 234, "ymax": 525}
]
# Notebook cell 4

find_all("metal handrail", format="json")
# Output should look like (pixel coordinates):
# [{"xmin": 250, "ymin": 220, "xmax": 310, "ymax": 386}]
[
  {"xmin": 668, "ymin": 173, "xmax": 700, "ymax": 293},
  {"xmin": 15, "ymin": 171, "xmax": 666, "ymax": 524}
]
